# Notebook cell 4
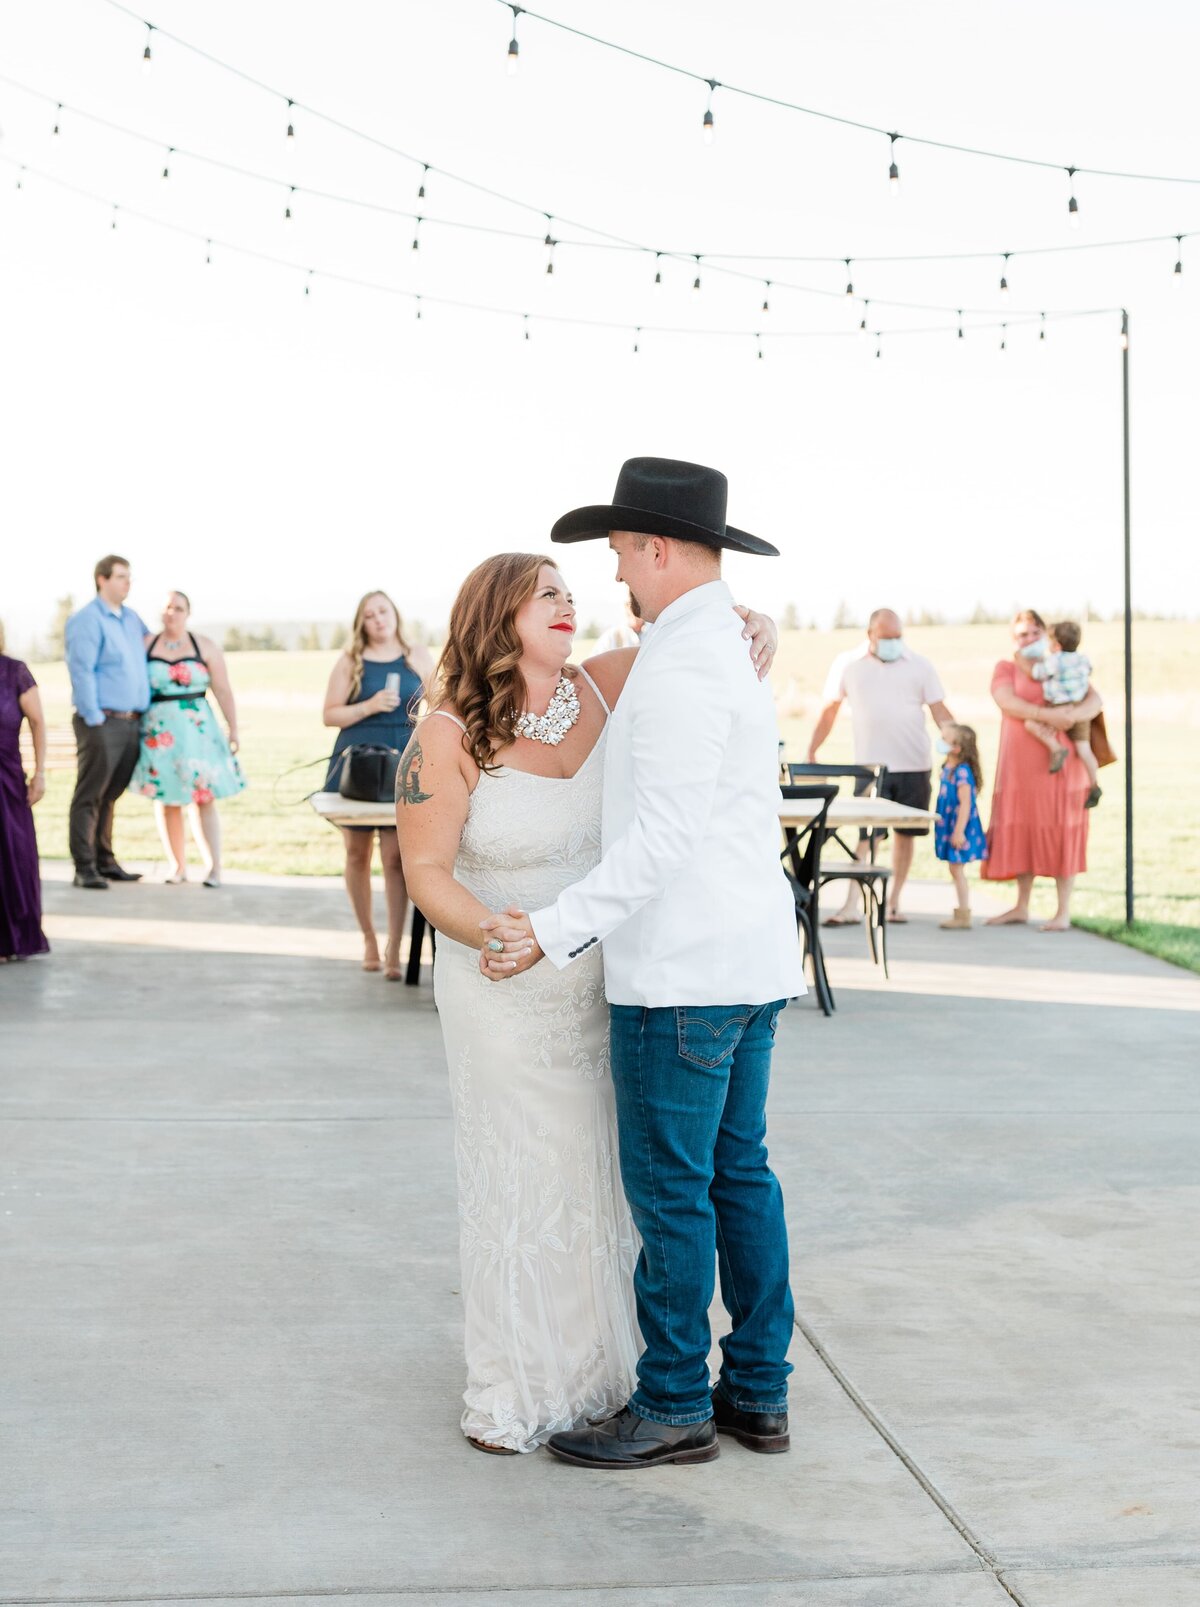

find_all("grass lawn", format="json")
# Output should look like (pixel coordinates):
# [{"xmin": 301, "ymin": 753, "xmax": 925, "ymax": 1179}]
[{"xmin": 24, "ymin": 620, "xmax": 1200, "ymax": 971}]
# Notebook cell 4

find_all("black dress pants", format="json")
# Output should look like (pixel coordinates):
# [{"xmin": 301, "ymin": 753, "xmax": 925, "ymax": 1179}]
[{"xmin": 69, "ymin": 715, "xmax": 141, "ymax": 873}]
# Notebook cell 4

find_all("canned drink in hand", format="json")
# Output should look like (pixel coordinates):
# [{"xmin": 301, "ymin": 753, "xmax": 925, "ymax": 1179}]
[{"xmin": 385, "ymin": 672, "xmax": 401, "ymax": 700}]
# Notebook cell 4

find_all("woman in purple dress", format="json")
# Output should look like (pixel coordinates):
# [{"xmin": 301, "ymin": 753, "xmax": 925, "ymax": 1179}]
[{"xmin": 0, "ymin": 625, "xmax": 50, "ymax": 961}]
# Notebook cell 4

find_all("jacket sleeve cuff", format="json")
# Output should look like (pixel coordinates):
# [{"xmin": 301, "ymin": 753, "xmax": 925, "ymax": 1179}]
[{"xmin": 530, "ymin": 904, "xmax": 574, "ymax": 972}]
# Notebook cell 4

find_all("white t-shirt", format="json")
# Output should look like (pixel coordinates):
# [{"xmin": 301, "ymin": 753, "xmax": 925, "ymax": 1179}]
[{"xmin": 822, "ymin": 642, "xmax": 945, "ymax": 773}]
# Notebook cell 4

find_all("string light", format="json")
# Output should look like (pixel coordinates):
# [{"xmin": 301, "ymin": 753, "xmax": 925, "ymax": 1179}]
[
  {"xmin": 110, "ymin": 203, "xmax": 118, "ymax": 230},
  {"xmin": 633, "ymin": 326, "xmax": 640, "ymax": 354},
  {"xmin": 417, "ymin": 164, "xmax": 429, "ymax": 201},
  {"xmin": 653, "ymin": 252, "xmax": 662, "ymax": 290},
  {"xmin": 844, "ymin": 259, "xmax": 854, "ymax": 296},
  {"xmin": 693, "ymin": 254, "xmax": 702, "ymax": 291},
  {"xmin": 999, "ymin": 253, "xmax": 1010, "ymax": 300},
  {"xmin": 161, "ymin": 147, "xmax": 172, "ymax": 180},
  {"xmin": 415, "ymin": 295, "xmax": 422, "ymax": 321},
  {"xmin": 205, "ymin": 237, "xmax": 212, "ymax": 265},
  {"xmin": 507, "ymin": 6, "xmax": 521, "ymax": 74},
  {"xmin": 875, "ymin": 332, "xmax": 883, "ymax": 359},
  {"xmin": 284, "ymin": 185, "xmax": 295, "ymax": 220},
  {"xmin": 888, "ymin": 134, "xmax": 901, "ymax": 196},
  {"xmin": 859, "ymin": 300, "xmax": 869, "ymax": 340},
  {"xmin": 545, "ymin": 231, "xmax": 556, "ymax": 275},
  {"xmin": 141, "ymin": 23, "xmax": 153, "ymax": 75},
  {"xmin": 957, "ymin": 309, "xmax": 964, "ymax": 341},
  {"xmin": 755, "ymin": 333, "xmax": 764, "ymax": 360},
  {"xmin": 762, "ymin": 281, "xmax": 771, "ymax": 313},
  {"xmin": 703, "ymin": 80, "xmax": 717, "ymax": 145},
  {"xmin": 524, "ymin": 312, "xmax": 530, "ymax": 340},
  {"xmin": 412, "ymin": 215, "xmax": 422, "ymax": 250},
  {"xmin": 1174, "ymin": 235, "xmax": 1183, "ymax": 283},
  {"xmin": 999, "ymin": 323, "xmax": 1007, "ymax": 353},
  {"xmin": 15, "ymin": 165, "xmax": 24, "ymax": 190},
  {"xmin": 1039, "ymin": 311, "xmax": 1047, "ymax": 342},
  {"xmin": 1066, "ymin": 167, "xmax": 1079, "ymax": 228},
  {"xmin": 286, "ymin": 99, "xmax": 295, "ymax": 142},
  {"xmin": 52, "ymin": 103, "xmax": 62, "ymax": 137},
  {"xmin": 304, "ymin": 268, "xmax": 313, "ymax": 297}
]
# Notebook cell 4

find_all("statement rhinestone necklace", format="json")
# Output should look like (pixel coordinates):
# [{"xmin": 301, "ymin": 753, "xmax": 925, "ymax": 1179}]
[{"xmin": 513, "ymin": 674, "xmax": 581, "ymax": 746}]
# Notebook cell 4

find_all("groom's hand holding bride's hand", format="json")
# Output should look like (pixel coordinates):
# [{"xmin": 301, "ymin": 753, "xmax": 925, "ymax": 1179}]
[
  {"xmin": 478, "ymin": 908, "xmax": 544, "ymax": 981},
  {"xmin": 733, "ymin": 606, "xmax": 778, "ymax": 681}
]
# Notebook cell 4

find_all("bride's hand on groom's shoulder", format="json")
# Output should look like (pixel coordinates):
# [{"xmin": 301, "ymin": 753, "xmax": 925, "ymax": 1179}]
[
  {"xmin": 733, "ymin": 605, "xmax": 778, "ymax": 681},
  {"xmin": 478, "ymin": 908, "xmax": 544, "ymax": 981}
]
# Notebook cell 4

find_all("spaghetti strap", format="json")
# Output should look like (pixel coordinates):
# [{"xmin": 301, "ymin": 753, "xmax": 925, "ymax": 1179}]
[
  {"xmin": 432, "ymin": 709, "xmax": 468, "ymax": 733},
  {"xmin": 576, "ymin": 665, "xmax": 611, "ymax": 718},
  {"xmin": 189, "ymin": 631, "xmax": 206, "ymax": 666}
]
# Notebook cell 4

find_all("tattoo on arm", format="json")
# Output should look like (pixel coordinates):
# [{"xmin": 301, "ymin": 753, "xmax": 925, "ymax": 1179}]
[{"xmin": 397, "ymin": 740, "xmax": 433, "ymax": 806}]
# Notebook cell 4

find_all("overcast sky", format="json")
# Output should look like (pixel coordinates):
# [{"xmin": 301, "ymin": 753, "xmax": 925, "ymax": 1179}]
[{"xmin": 2, "ymin": 0, "xmax": 1198, "ymax": 651}]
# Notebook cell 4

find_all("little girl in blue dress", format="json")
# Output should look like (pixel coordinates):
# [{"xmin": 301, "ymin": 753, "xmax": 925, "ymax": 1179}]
[{"xmin": 934, "ymin": 724, "xmax": 987, "ymax": 929}]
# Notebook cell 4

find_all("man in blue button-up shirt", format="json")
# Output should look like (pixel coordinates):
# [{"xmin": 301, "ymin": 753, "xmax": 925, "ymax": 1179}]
[{"xmin": 64, "ymin": 555, "xmax": 151, "ymax": 887}]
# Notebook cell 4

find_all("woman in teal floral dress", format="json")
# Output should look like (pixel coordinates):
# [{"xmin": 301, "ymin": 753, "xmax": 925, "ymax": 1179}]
[{"xmin": 129, "ymin": 591, "xmax": 245, "ymax": 886}]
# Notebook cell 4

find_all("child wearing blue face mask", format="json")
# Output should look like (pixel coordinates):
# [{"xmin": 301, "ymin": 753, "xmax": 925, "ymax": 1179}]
[
  {"xmin": 934, "ymin": 724, "xmax": 987, "ymax": 929},
  {"xmin": 1018, "ymin": 620, "xmax": 1101, "ymax": 807}
]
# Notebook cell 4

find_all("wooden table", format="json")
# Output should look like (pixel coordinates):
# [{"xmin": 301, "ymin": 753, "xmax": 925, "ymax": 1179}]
[
  {"xmin": 779, "ymin": 796, "xmax": 936, "ymax": 832},
  {"xmin": 311, "ymin": 792, "xmax": 936, "ymax": 833},
  {"xmin": 310, "ymin": 792, "xmax": 429, "ymax": 982}
]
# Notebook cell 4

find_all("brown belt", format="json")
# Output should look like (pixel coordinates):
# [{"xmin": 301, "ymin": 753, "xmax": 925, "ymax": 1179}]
[{"xmin": 101, "ymin": 709, "xmax": 140, "ymax": 721}]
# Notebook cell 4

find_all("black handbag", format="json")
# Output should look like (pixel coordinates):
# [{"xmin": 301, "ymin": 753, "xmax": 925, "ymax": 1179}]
[{"xmin": 336, "ymin": 744, "xmax": 402, "ymax": 804}]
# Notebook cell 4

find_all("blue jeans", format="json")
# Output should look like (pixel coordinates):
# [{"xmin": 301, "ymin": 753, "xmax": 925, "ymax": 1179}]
[{"xmin": 609, "ymin": 1000, "xmax": 795, "ymax": 1427}]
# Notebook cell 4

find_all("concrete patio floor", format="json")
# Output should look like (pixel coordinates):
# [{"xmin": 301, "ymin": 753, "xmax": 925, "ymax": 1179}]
[{"xmin": 2, "ymin": 865, "xmax": 1198, "ymax": 1606}]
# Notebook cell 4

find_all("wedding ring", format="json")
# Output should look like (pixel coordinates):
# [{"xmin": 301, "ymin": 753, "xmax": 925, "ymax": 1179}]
[{"xmin": 487, "ymin": 938, "xmax": 505, "ymax": 954}]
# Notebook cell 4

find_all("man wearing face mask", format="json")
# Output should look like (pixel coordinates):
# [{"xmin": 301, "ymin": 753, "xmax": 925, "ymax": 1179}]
[{"xmin": 807, "ymin": 608, "xmax": 954, "ymax": 924}]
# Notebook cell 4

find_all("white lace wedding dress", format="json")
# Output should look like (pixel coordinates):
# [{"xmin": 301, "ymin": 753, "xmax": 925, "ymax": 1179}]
[{"xmin": 432, "ymin": 680, "xmax": 640, "ymax": 1453}]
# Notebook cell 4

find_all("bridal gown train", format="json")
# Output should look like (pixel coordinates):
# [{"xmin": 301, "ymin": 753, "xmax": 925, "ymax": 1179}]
[{"xmin": 431, "ymin": 680, "xmax": 640, "ymax": 1453}]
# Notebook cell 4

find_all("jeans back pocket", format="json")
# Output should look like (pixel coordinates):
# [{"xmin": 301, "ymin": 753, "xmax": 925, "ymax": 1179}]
[{"xmin": 675, "ymin": 1006, "xmax": 752, "ymax": 1070}]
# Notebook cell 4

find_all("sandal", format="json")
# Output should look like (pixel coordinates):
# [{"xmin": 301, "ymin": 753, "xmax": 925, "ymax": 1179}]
[{"xmin": 468, "ymin": 1436, "xmax": 518, "ymax": 1456}]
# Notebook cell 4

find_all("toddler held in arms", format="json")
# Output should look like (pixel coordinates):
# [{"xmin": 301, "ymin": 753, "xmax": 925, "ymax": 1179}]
[{"xmin": 1018, "ymin": 620, "xmax": 1102, "ymax": 808}]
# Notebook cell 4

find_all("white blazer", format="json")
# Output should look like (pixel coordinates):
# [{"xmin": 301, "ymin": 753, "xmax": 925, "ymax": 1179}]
[{"xmin": 531, "ymin": 580, "xmax": 806, "ymax": 1009}]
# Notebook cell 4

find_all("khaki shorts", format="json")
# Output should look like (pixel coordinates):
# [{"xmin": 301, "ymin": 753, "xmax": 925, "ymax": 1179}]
[{"xmin": 1068, "ymin": 718, "xmax": 1091, "ymax": 743}]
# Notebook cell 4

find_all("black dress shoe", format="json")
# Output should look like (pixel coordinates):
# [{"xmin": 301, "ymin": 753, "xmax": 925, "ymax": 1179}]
[
  {"xmin": 73, "ymin": 870, "xmax": 110, "ymax": 890},
  {"xmin": 99, "ymin": 865, "xmax": 142, "ymax": 882},
  {"xmin": 546, "ymin": 1407, "xmax": 718, "ymax": 1469},
  {"xmin": 711, "ymin": 1387, "xmax": 790, "ymax": 1453}
]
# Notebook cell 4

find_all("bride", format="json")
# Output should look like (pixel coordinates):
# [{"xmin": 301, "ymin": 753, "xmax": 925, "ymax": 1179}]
[{"xmin": 396, "ymin": 552, "xmax": 776, "ymax": 1454}]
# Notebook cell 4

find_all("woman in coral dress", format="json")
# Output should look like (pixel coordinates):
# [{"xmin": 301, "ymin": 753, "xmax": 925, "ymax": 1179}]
[
  {"xmin": 983, "ymin": 609, "xmax": 1102, "ymax": 932},
  {"xmin": 129, "ymin": 591, "xmax": 245, "ymax": 886}
]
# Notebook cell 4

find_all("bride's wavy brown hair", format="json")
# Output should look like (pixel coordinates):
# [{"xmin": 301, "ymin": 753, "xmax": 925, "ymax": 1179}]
[{"xmin": 433, "ymin": 552, "xmax": 575, "ymax": 772}]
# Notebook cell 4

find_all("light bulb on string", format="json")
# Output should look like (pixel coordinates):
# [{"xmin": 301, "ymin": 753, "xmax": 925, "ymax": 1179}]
[
  {"xmin": 110, "ymin": 204, "xmax": 118, "ymax": 231},
  {"xmin": 653, "ymin": 252, "xmax": 663, "ymax": 291},
  {"xmin": 52, "ymin": 104, "xmax": 61, "ymax": 138},
  {"xmin": 693, "ymin": 254, "xmax": 702, "ymax": 292},
  {"xmin": 284, "ymin": 186, "xmax": 295, "ymax": 221},
  {"xmin": 875, "ymin": 333, "xmax": 883, "ymax": 360},
  {"xmin": 304, "ymin": 270, "xmax": 313, "ymax": 298},
  {"xmin": 142, "ymin": 23, "xmax": 153, "ymax": 75},
  {"xmin": 1000, "ymin": 253, "xmax": 1010, "ymax": 300},
  {"xmin": 957, "ymin": 310, "xmax": 964, "ymax": 343},
  {"xmin": 1039, "ymin": 311, "xmax": 1047, "ymax": 343},
  {"xmin": 545, "ymin": 236, "xmax": 556, "ymax": 276},
  {"xmin": 418, "ymin": 164, "xmax": 429, "ymax": 202},
  {"xmin": 205, "ymin": 238, "xmax": 212, "ymax": 265},
  {"xmin": 702, "ymin": 80, "xmax": 717, "ymax": 145},
  {"xmin": 888, "ymin": 133, "xmax": 900, "ymax": 196},
  {"xmin": 844, "ymin": 258, "xmax": 854, "ymax": 297},
  {"xmin": 162, "ymin": 148, "xmax": 173, "ymax": 180},
  {"xmin": 524, "ymin": 314, "xmax": 531, "ymax": 342},
  {"xmin": 286, "ymin": 100, "xmax": 295, "ymax": 142},
  {"xmin": 413, "ymin": 216, "xmax": 422, "ymax": 251},
  {"xmin": 1066, "ymin": 167, "xmax": 1079, "ymax": 228},
  {"xmin": 633, "ymin": 327, "xmax": 641, "ymax": 355},
  {"xmin": 415, "ymin": 295, "xmax": 422, "ymax": 322},
  {"xmin": 15, "ymin": 165, "xmax": 25, "ymax": 191},
  {"xmin": 762, "ymin": 281, "xmax": 771, "ymax": 314},
  {"xmin": 1174, "ymin": 235, "xmax": 1183, "ymax": 284},
  {"xmin": 859, "ymin": 299, "xmax": 869, "ymax": 340},
  {"xmin": 999, "ymin": 323, "xmax": 1007, "ymax": 354},
  {"xmin": 755, "ymin": 334, "xmax": 764, "ymax": 361},
  {"xmin": 507, "ymin": 6, "xmax": 521, "ymax": 74}
]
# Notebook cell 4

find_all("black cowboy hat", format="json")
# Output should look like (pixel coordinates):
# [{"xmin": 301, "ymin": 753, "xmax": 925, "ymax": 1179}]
[{"xmin": 550, "ymin": 456, "xmax": 779, "ymax": 557}]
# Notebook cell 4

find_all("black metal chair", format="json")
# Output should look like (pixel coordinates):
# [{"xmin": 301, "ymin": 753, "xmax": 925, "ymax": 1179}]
[
  {"xmin": 405, "ymin": 905, "xmax": 436, "ymax": 984},
  {"xmin": 786, "ymin": 763, "xmax": 891, "ymax": 977},
  {"xmin": 779, "ymin": 784, "xmax": 838, "ymax": 1015}
]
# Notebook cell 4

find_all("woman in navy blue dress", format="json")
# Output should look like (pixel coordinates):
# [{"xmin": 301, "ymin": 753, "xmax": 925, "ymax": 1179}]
[
  {"xmin": 0, "ymin": 627, "xmax": 50, "ymax": 961},
  {"xmin": 323, "ymin": 591, "xmax": 435, "ymax": 977}
]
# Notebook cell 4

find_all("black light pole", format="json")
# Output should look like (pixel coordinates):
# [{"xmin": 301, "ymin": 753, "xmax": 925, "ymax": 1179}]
[{"xmin": 1121, "ymin": 310, "xmax": 1134, "ymax": 925}]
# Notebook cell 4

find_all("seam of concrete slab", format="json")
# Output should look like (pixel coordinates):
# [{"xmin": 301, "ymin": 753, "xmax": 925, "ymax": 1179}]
[{"xmin": 793, "ymin": 1313, "xmax": 1032, "ymax": 1607}]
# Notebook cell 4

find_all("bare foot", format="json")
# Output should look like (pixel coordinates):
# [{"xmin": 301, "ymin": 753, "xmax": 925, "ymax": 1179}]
[
  {"xmin": 384, "ymin": 941, "xmax": 403, "ymax": 981},
  {"xmin": 887, "ymin": 909, "xmax": 907, "ymax": 924},
  {"xmin": 822, "ymin": 911, "xmax": 863, "ymax": 927},
  {"xmin": 362, "ymin": 936, "xmax": 382, "ymax": 973},
  {"xmin": 985, "ymin": 908, "xmax": 1030, "ymax": 925},
  {"xmin": 1039, "ymin": 918, "xmax": 1071, "ymax": 932}
]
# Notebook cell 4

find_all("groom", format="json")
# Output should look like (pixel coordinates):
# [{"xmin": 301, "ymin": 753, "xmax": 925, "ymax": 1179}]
[{"xmin": 482, "ymin": 456, "xmax": 805, "ymax": 1468}]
